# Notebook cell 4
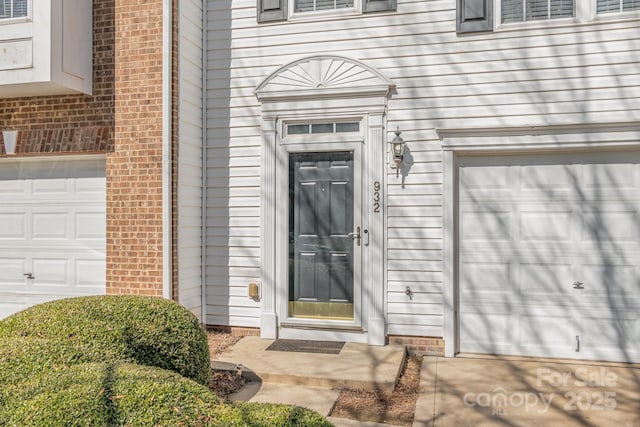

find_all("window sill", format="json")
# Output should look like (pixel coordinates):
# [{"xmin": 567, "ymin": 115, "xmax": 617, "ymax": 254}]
[{"xmin": 0, "ymin": 16, "xmax": 31, "ymax": 25}]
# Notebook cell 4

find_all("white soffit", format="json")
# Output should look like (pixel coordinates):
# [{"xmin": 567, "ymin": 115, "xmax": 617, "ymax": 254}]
[{"xmin": 255, "ymin": 55, "xmax": 395, "ymax": 102}]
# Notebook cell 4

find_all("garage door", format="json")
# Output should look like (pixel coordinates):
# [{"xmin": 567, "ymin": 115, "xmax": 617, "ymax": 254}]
[
  {"xmin": 458, "ymin": 151, "xmax": 639, "ymax": 363},
  {"xmin": 0, "ymin": 157, "xmax": 106, "ymax": 318}
]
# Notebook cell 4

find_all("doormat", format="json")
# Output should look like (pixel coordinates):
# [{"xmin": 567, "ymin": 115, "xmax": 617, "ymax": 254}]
[{"xmin": 266, "ymin": 339, "xmax": 345, "ymax": 355}]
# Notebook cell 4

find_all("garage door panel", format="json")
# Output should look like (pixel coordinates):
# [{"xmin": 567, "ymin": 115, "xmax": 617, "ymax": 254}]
[
  {"xmin": 460, "ymin": 261, "xmax": 511, "ymax": 294},
  {"xmin": 32, "ymin": 178, "xmax": 70, "ymax": 194},
  {"xmin": 75, "ymin": 213, "xmax": 106, "ymax": 240},
  {"xmin": 460, "ymin": 211, "xmax": 511, "ymax": 241},
  {"xmin": 32, "ymin": 213, "xmax": 70, "ymax": 240},
  {"xmin": 519, "ymin": 262, "xmax": 572, "ymax": 297},
  {"xmin": 0, "ymin": 259, "xmax": 27, "ymax": 284},
  {"xmin": 579, "ymin": 264, "xmax": 638, "ymax": 300},
  {"xmin": 0, "ymin": 213, "xmax": 26, "ymax": 239},
  {"xmin": 519, "ymin": 314, "xmax": 576, "ymax": 349},
  {"xmin": 580, "ymin": 315, "xmax": 639, "ymax": 361},
  {"xmin": 458, "ymin": 151, "xmax": 640, "ymax": 362},
  {"xmin": 76, "ymin": 260, "xmax": 106, "ymax": 288},
  {"xmin": 520, "ymin": 211, "xmax": 573, "ymax": 242},
  {"xmin": 581, "ymin": 210, "xmax": 639, "ymax": 243},
  {"xmin": 75, "ymin": 177, "xmax": 106, "ymax": 193},
  {"xmin": 519, "ymin": 164, "xmax": 575, "ymax": 192},
  {"xmin": 460, "ymin": 312, "xmax": 512, "ymax": 352}
]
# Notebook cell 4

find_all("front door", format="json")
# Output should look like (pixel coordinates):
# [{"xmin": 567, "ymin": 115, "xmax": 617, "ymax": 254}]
[{"xmin": 288, "ymin": 152, "xmax": 355, "ymax": 320}]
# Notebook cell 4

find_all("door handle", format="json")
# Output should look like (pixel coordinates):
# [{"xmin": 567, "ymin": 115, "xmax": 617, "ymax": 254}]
[
  {"xmin": 24, "ymin": 273, "xmax": 35, "ymax": 280},
  {"xmin": 348, "ymin": 226, "xmax": 361, "ymax": 246},
  {"xmin": 572, "ymin": 281, "xmax": 584, "ymax": 289}
]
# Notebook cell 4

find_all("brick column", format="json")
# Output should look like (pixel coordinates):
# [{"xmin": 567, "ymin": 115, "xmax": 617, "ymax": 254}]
[{"xmin": 107, "ymin": 0, "xmax": 166, "ymax": 295}]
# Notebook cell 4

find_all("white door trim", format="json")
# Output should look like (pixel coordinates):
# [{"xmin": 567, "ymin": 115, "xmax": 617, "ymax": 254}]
[
  {"xmin": 276, "ymin": 139, "xmax": 364, "ymax": 330},
  {"xmin": 439, "ymin": 124, "xmax": 640, "ymax": 358}
]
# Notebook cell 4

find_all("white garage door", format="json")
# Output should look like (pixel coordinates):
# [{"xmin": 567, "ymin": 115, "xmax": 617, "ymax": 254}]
[
  {"xmin": 0, "ymin": 157, "xmax": 106, "ymax": 319},
  {"xmin": 458, "ymin": 151, "xmax": 640, "ymax": 363}
]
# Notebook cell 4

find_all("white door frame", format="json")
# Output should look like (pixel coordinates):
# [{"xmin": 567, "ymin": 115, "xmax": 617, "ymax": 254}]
[
  {"xmin": 255, "ymin": 55, "xmax": 394, "ymax": 345},
  {"xmin": 276, "ymin": 136, "xmax": 364, "ymax": 339},
  {"xmin": 439, "ymin": 124, "xmax": 640, "ymax": 358}
]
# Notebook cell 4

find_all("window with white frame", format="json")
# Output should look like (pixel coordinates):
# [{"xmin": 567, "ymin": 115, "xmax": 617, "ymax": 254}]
[
  {"xmin": 597, "ymin": 0, "xmax": 640, "ymax": 13},
  {"xmin": 0, "ymin": 0, "xmax": 27, "ymax": 19},
  {"xmin": 294, "ymin": 0, "xmax": 354, "ymax": 13},
  {"xmin": 501, "ymin": 0, "xmax": 573, "ymax": 22}
]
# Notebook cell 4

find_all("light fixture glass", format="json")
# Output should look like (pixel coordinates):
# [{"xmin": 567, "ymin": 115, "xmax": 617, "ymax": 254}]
[
  {"xmin": 2, "ymin": 130, "xmax": 18, "ymax": 155},
  {"xmin": 389, "ymin": 127, "xmax": 405, "ymax": 170}
]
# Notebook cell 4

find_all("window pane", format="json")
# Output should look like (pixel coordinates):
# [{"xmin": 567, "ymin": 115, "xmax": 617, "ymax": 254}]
[
  {"xmin": 316, "ymin": 0, "xmax": 335, "ymax": 10},
  {"xmin": 288, "ymin": 124, "xmax": 310, "ymax": 135},
  {"xmin": 295, "ymin": 0, "xmax": 353, "ymax": 12},
  {"xmin": 502, "ymin": 0, "xmax": 524, "ymax": 22},
  {"xmin": 336, "ymin": 0, "xmax": 354, "ymax": 7},
  {"xmin": 597, "ymin": 0, "xmax": 620, "ymax": 12},
  {"xmin": 335, "ymin": 122, "xmax": 360, "ymax": 133},
  {"xmin": 623, "ymin": 0, "xmax": 640, "ymax": 10},
  {"xmin": 550, "ymin": 0, "xmax": 573, "ymax": 17},
  {"xmin": 295, "ymin": 0, "xmax": 314, "ymax": 12},
  {"xmin": 503, "ymin": 0, "xmax": 572, "ymax": 22},
  {"xmin": 13, "ymin": 0, "xmax": 27, "ymax": 17},
  {"xmin": 311, "ymin": 123, "xmax": 334, "ymax": 134}
]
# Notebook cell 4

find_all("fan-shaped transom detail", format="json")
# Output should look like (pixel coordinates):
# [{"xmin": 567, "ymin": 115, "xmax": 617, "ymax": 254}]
[{"xmin": 256, "ymin": 55, "xmax": 394, "ymax": 101}]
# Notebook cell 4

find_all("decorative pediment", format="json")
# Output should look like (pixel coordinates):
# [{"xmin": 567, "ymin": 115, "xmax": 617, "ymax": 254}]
[{"xmin": 255, "ymin": 55, "xmax": 395, "ymax": 102}]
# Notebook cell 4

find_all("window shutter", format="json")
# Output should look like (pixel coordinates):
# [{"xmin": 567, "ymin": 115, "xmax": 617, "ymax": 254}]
[
  {"xmin": 457, "ymin": 0, "xmax": 493, "ymax": 33},
  {"xmin": 258, "ymin": 0, "xmax": 287, "ymax": 22},
  {"xmin": 363, "ymin": 0, "xmax": 396, "ymax": 13}
]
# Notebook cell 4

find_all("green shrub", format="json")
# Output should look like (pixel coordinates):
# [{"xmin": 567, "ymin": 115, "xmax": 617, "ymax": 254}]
[
  {"xmin": 1, "ymin": 363, "xmax": 332, "ymax": 427},
  {"xmin": 0, "ymin": 295, "xmax": 210, "ymax": 384}
]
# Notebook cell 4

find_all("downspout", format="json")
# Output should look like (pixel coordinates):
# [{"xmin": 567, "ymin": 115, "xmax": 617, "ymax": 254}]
[
  {"xmin": 200, "ymin": 0, "xmax": 208, "ymax": 324},
  {"xmin": 162, "ymin": 0, "xmax": 173, "ymax": 300}
]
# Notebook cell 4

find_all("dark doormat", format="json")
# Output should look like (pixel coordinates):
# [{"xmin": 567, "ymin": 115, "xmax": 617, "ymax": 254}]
[{"xmin": 266, "ymin": 339, "xmax": 345, "ymax": 355}]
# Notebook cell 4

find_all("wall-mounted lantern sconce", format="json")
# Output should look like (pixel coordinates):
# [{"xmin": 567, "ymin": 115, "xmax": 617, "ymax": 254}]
[
  {"xmin": 2, "ymin": 130, "xmax": 18, "ymax": 155},
  {"xmin": 389, "ymin": 127, "xmax": 405, "ymax": 173}
]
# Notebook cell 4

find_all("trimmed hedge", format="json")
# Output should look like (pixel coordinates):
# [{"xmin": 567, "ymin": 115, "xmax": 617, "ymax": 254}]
[
  {"xmin": 1, "ymin": 362, "xmax": 332, "ymax": 427},
  {"xmin": 0, "ymin": 295, "xmax": 210, "ymax": 385}
]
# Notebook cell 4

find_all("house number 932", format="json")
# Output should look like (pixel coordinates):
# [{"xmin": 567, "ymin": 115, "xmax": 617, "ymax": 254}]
[{"xmin": 373, "ymin": 181, "xmax": 381, "ymax": 213}]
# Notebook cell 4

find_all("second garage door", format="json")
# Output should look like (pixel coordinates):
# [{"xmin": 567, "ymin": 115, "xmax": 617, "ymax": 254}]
[
  {"xmin": 0, "ymin": 157, "xmax": 106, "ymax": 318},
  {"xmin": 458, "ymin": 151, "xmax": 640, "ymax": 363}
]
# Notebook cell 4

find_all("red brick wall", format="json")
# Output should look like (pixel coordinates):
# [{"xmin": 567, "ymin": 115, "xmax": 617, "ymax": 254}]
[
  {"xmin": 107, "ymin": 0, "xmax": 166, "ymax": 295},
  {"xmin": 0, "ymin": 0, "xmax": 114, "ymax": 154}
]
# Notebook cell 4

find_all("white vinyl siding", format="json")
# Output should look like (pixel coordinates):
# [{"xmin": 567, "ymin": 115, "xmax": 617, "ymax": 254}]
[
  {"xmin": 206, "ymin": 0, "xmax": 640, "ymax": 335},
  {"xmin": 178, "ymin": 0, "xmax": 204, "ymax": 319}
]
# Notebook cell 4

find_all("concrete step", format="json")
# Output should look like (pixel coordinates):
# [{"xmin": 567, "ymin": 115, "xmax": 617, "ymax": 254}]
[{"xmin": 215, "ymin": 336, "xmax": 406, "ymax": 393}]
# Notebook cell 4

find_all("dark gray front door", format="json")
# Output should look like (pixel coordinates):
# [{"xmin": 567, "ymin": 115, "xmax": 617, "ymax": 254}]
[{"xmin": 289, "ymin": 152, "xmax": 354, "ymax": 320}]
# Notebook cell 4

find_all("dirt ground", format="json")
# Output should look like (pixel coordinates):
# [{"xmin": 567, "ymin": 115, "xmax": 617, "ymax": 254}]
[
  {"xmin": 330, "ymin": 355, "xmax": 423, "ymax": 426},
  {"xmin": 206, "ymin": 331, "xmax": 422, "ymax": 424}
]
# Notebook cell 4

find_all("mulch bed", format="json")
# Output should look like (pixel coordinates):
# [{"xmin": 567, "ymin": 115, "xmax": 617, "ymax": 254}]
[
  {"xmin": 330, "ymin": 355, "xmax": 423, "ymax": 426},
  {"xmin": 207, "ymin": 330, "xmax": 246, "ymax": 399}
]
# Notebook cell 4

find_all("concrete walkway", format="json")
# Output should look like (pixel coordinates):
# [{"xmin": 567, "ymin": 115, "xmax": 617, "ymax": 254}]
[
  {"xmin": 414, "ymin": 355, "xmax": 640, "ymax": 427},
  {"xmin": 217, "ymin": 336, "xmax": 406, "ymax": 392},
  {"xmin": 216, "ymin": 337, "xmax": 640, "ymax": 427}
]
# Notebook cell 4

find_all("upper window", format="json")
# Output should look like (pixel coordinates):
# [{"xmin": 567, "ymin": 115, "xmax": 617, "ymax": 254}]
[
  {"xmin": 501, "ymin": 0, "xmax": 573, "ymax": 23},
  {"xmin": 597, "ymin": 0, "xmax": 640, "ymax": 13},
  {"xmin": 0, "ymin": 0, "xmax": 27, "ymax": 20},
  {"xmin": 294, "ymin": 0, "xmax": 354, "ymax": 13}
]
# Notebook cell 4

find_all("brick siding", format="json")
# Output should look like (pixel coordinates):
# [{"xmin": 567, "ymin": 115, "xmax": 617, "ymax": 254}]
[
  {"xmin": 107, "ymin": 0, "xmax": 166, "ymax": 295},
  {"xmin": 388, "ymin": 335, "xmax": 445, "ymax": 356}
]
